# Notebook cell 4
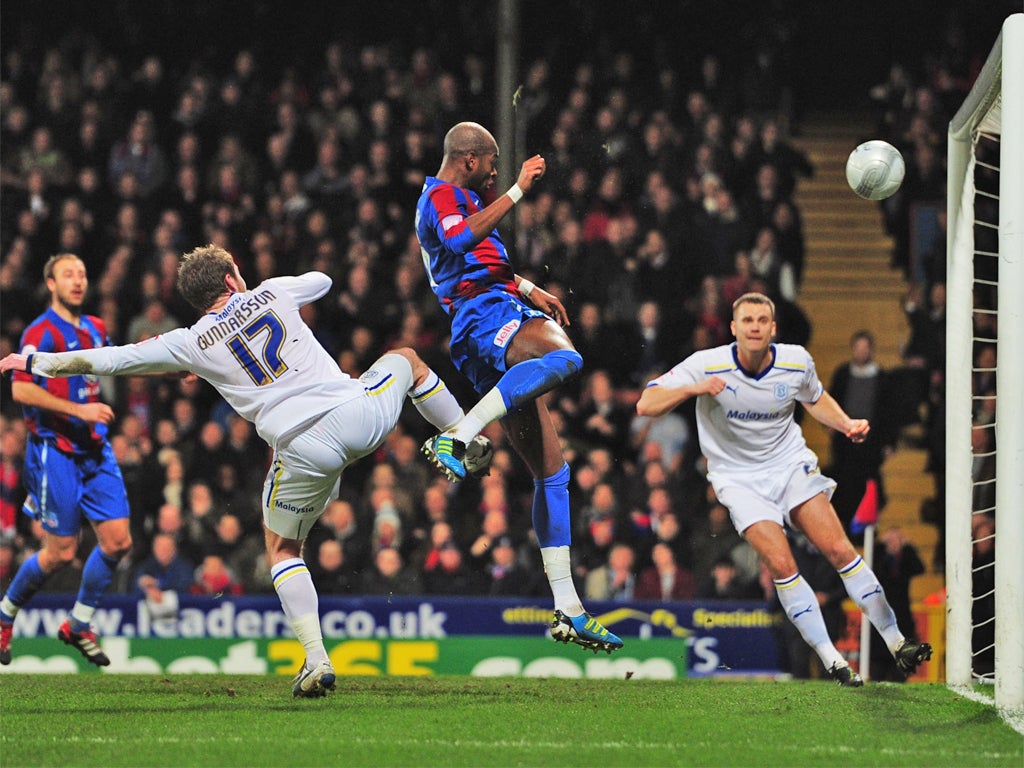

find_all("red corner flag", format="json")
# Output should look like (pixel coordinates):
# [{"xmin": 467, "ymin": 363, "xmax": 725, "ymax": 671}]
[{"xmin": 851, "ymin": 478, "xmax": 880, "ymax": 534}]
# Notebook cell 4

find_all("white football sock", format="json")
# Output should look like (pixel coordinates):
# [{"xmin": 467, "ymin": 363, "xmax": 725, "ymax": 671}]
[
  {"xmin": 410, "ymin": 372, "xmax": 464, "ymax": 432},
  {"xmin": 839, "ymin": 556, "xmax": 905, "ymax": 653},
  {"xmin": 541, "ymin": 545, "xmax": 584, "ymax": 617},
  {"xmin": 448, "ymin": 388, "xmax": 507, "ymax": 444},
  {"xmin": 271, "ymin": 558, "xmax": 328, "ymax": 666},
  {"xmin": 775, "ymin": 573, "xmax": 846, "ymax": 670},
  {"xmin": 69, "ymin": 602, "xmax": 97, "ymax": 627},
  {"xmin": 1, "ymin": 596, "xmax": 21, "ymax": 619}
]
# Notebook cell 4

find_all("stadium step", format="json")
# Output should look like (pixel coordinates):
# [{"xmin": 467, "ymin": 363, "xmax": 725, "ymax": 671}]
[
  {"xmin": 792, "ymin": 112, "xmax": 939, "ymax": 588},
  {"xmin": 910, "ymin": 572, "xmax": 945, "ymax": 603}
]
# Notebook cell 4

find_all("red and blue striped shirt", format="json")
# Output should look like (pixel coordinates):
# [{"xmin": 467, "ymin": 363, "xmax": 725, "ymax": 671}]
[
  {"xmin": 14, "ymin": 308, "xmax": 110, "ymax": 454},
  {"xmin": 414, "ymin": 176, "xmax": 519, "ymax": 315}
]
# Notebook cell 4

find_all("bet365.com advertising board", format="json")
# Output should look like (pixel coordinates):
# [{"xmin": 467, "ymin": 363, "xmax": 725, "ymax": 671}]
[{"xmin": 0, "ymin": 595, "xmax": 786, "ymax": 677}]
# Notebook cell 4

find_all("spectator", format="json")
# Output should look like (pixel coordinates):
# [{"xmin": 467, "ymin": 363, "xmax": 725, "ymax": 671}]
[
  {"xmin": 134, "ymin": 532, "xmax": 195, "ymax": 597},
  {"xmin": 827, "ymin": 330, "xmax": 899, "ymax": 532},
  {"xmin": 422, "ymin": 540, "xmax": 481, "ymax": 595},
  {"xmin": 650, "ymin": 510, "xmax": 690, "ymax": 570},
  {"xmin": 629, "ymin": 383, "xmax": 691, "ymax": 475},
  {"xmin": 902, "ymin": 281, "xmax": 946, "ymax": 403},
  {"xmin": 306, "ymin": 499, "xmax": 370, "ymax": 577},
  {"xmin": 359, "ymin": 547, "xmax": 420, "ymax": 596},
  {"xmin": 417, "ymin": 520, "xmax": 457, "ymax": 574},
  {"xmin": 584, "ymin": 542, "xmax": 636, "ymax": 602},
  {"xmin": 750, "ymin": 117, "xmax": 813, "ymax": 198},
  {"xmin": 370, "ymin": 505, "xmax": 403, "ymax": 557},
  {"xmin": 571, "ymin": 369, "xmax": 632, "ymax": 456},
  {"xmin": 182, "ymin": 480, "xmax": 221, "ymax": 547},
  {"xmin": 635, "ymin": 542, "xmax": 695, "ymax": 601},
  {"xmin": 482, "ymin": 535, "xmax": 543, "ymax": 597},
  {"xmin": 18, "ymin": 126, "xmax": 73, "ymax": 188},
  {"xmin": 126, "ymin": 299, "xmax": 179, "ymax": 344},
  {"xmin": 689, "ymin": 503, "xmax": 743, "ymax": 584},
  {"xmin": 204, "ymin": 513, "xmax": 264, "ymax": 591},
  {"xmin": 574, "ymin": 513, "xmax": 618, "ymax": 587},
  {"xmin": 189, "ymin": 554, "xmax": 244, "ymax": 597},
  {"xmin": 697, "ymin": 554, "xmax": 758, "ymax": 600},
  {"xmin": 108, "ymin": 111, "xmax": 168, "ymax": 198},
  {"xmin": 309, "ymin": 539, "xmax": 355, "ymax": 595}
]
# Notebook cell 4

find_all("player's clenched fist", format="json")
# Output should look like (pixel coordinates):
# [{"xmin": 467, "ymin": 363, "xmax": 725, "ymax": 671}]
[
  {"xmin": 517, "ymin": 154, "xmax": 545, "ymax": 191},
  {"xmin": 701, "ymin": 376, "xmax": 727, "ymax": 396}
]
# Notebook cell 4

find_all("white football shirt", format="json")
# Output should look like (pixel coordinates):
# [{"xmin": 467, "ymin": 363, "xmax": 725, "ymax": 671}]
[
  {"xmin": 648, "ymin": 343, "xmax": 823, "ymax": 473},
  {"xmin": 27, "ymin": 273, "xmax": 365, "ymax": 448}
]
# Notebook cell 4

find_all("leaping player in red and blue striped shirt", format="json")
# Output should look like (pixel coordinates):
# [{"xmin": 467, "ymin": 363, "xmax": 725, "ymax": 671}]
[
  {"xmin": 0, "ymin": 253, "xmax": 130, "ymax": 668},
  {"xmin": 415, "ymin": 122, "xmax": 622, "ymax": 654}
]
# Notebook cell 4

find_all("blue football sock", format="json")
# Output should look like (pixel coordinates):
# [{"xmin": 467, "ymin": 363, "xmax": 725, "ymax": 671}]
[
  {"xmin": 495, "ymin": 350, "xmax": 582, "ymax": 410},
  {"xmin": 71, "ymin": 548, "xmax": 120, "ymax": 630},
  {"xmin": 532, "ymin": 463, "xmax": 572, "ymax": 548},
  {"xmin": 3, "ymin": 554, "xmax": 49, "ymax": 615}
]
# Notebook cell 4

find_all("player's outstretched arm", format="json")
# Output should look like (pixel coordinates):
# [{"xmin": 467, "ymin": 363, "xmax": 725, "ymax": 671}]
[
  {"xmin": 803, "ymin": 391, "xmax": 870, "ymax": 443},
  {"xmin": 463, "ymin": 155, "xmax": 546, "ymax": 244},
  {"xmin": 3, "ymin": 354, "xmax": 116, "ymax": 424},
  {"xmin": 636, "ymin": 376, "xmax": 726, "ymax": 417},
  {"xmin": 0, "ymin": 339, "xmax": 183, "ymax": 380}
]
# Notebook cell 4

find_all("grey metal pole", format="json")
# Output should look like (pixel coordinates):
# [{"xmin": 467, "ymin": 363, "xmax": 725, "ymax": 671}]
[{"xmin": 495, "ymin": 0, "xmax": 519, "ymax": 239}]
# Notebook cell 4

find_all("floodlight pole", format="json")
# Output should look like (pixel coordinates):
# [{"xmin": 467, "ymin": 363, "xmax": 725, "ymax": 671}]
[{"xmin": 495, "ymin": 0, "xmax": 520, "ymax": 246}]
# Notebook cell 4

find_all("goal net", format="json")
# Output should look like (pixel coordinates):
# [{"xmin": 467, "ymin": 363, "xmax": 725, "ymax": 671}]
[{"xmin": 946, "ymin": 12, "xmax": 1024, "ymax": 712}]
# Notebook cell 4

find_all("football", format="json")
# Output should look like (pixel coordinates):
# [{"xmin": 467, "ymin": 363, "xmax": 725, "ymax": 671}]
[
  {"xmin": 845, "ymin": 140, "xmax": 905, "ymax": 200},
  {"xmin": 463, "ymin": 434, "xmax": 495, "ymax": 478}
]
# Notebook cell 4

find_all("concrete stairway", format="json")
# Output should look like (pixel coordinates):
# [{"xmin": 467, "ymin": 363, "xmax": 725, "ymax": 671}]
[{"xmin": 791, "ymin": 112, "xmax": 943, "ymax": 600}]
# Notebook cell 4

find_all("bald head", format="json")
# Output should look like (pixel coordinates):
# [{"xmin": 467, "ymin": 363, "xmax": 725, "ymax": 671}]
[
  {"xmin": 443, "ymin": 122, "xmax": 497, "ymax": 160},
  {"xmin": 436, "ymin": 122, "xmax": 502, "ymax": 192}
]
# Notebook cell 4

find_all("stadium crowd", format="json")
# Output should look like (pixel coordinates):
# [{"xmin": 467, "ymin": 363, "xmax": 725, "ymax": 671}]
[{"xmin": 0, "ymin": 4, "xmax": 987, "ymax": 623}]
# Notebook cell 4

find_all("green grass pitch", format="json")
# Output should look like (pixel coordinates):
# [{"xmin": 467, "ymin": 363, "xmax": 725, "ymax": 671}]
[{"xmin": 1, "ymin": 675, "xmax": 1020, "ymax": 767}]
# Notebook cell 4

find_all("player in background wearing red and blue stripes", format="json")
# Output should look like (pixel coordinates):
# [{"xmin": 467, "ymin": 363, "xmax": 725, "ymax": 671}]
[
  {"xmin": 415, "ymin": 122, "xmax": 621, "ymax": 653},
  {"xmin": 0, "ymin": 253, "xmax": 130, "ymax": 668}
]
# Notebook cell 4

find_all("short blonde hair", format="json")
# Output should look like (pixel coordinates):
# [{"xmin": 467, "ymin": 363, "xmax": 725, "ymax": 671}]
[
  {"xmin": 732, "ymin": 291, "xmax": 775, "ymax": 320},
  {"xmin": 43, "ymin": 253, "xmax": 85, "ymax": 280},
  {"xmin": 177, "ymin": 244, "xmax": 236, "ymax": 311}
]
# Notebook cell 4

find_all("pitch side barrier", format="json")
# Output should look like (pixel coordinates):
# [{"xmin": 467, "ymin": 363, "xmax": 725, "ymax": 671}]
[
  {"xmin": 0, "ymin": 594, "xmax": 939, "ymax": 679},
  {"xmin": 1, "ymin": 595, "xmax": 777, "ymax": 678}
]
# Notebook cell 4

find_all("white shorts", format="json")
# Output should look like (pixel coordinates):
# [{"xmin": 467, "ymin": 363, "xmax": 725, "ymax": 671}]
[
  {"xmin": 710, "ymin": 450, "xmax": 837, "ymax": 535},
  {"xmin": 262, "ymin": 353, "xmax": 413, "ymax": 539}
]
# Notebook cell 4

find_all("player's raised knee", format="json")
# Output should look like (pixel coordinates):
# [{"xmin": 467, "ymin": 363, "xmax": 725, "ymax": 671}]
[
  {"xmin": 389, "ymin": 346, "xmax": 431, "ymax": 385},
  {"xmin": 103, "ymin": 537, "xmax": 132, "ymax": 560},
  {"xmin": 546, "ymin": 348, "xmax": 583, "ymax": 378}
]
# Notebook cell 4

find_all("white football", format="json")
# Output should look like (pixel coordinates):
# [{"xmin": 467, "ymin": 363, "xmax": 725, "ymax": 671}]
[
  {"xmin": 845, "ymin": 140, "xmax": 905, "ymax": 200},
  {"xmin": 463, "ymin": 435, "xmax": 494, "ymax": 478}
]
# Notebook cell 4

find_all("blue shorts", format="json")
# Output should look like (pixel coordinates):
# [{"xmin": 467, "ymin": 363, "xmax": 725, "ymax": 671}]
[
  {"xmin": 22, "ymin": 437, "xmax": 129, "ymax": 536},
  {"xmin": 449, "ymin": 290, "xmax": 550, "ymax": 393}
]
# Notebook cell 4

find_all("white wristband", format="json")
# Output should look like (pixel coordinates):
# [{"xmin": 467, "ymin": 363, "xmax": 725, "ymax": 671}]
[
  {"xmin": 518, "ymin": 279, "xmax": 535, "ymax": 297},
  {"xmin": 506, "ymin": 183, "xmax": 524, "ymax": 204}
]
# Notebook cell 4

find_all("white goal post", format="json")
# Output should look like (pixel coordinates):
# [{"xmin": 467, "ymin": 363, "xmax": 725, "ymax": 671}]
[{"xmin": 946, "ymin": 12, "xmax": 1024, "ymax": 713}]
